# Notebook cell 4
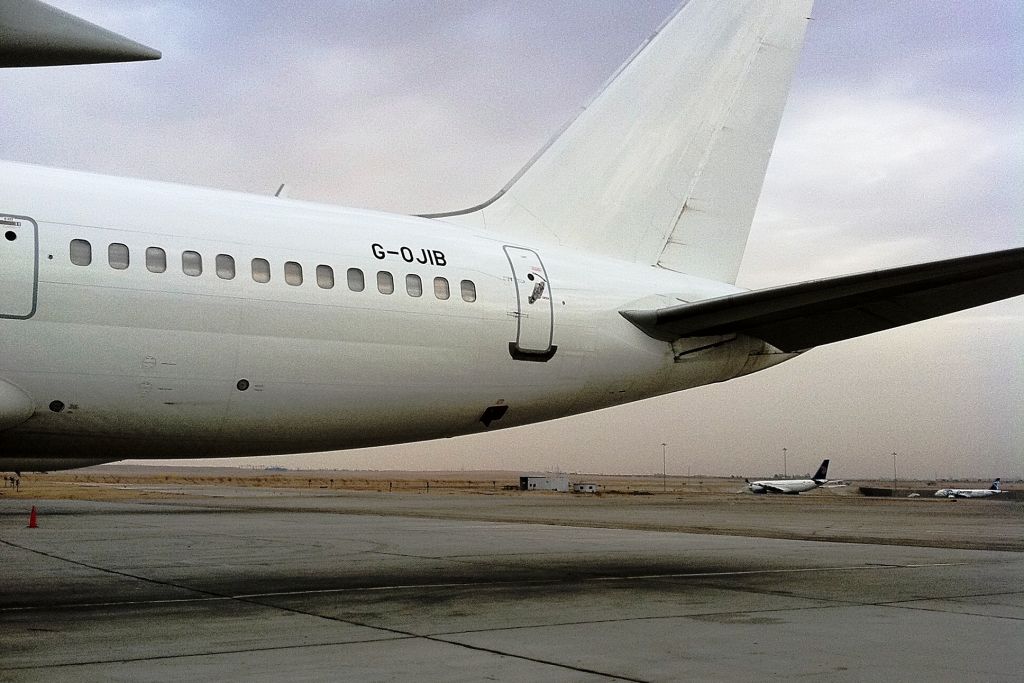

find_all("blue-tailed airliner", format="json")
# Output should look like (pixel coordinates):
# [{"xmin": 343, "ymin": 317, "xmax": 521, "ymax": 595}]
[{"xmin": 935, "ymin": 480, "xmax": 1004, "ymax": 499}]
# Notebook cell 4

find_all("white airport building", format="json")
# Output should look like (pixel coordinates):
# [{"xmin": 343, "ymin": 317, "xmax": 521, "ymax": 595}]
[{"xmin": 519, "ymin": 475, "xmax": 570, "ymax": 492}]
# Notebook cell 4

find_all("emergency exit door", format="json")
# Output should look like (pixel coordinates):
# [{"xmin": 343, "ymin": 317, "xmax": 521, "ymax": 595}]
[
  {"xmin": 504, "ymin": 245, "xmax": 556, "ymax": 361},
  {"xmin": 0, "ymin": 214, "xmax": 38, "ymax": 319}
]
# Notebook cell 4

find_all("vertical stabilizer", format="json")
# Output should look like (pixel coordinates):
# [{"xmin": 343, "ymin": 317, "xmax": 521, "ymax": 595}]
[
  {"xmin": 812, "ymin": 459, "xmax": 829, "ymax": 482},
  {"xmin": 429, "ymin": 0, "xmax": 813, "ymax": 284}
]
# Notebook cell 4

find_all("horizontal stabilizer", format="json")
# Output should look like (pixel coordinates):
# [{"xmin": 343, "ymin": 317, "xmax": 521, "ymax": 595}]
[
  {"xmin": 621, "ymin": 248, "xmax": 1024, "ymax": 352},
  {"xmin": 0, "ymin": 0, "xmax": 160, "ymax": 67}
]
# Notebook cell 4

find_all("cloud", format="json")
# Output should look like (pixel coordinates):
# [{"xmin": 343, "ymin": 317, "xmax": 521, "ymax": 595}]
[{"xmin": 741, "ymin": 92, "xmax": 1021, "ymax": 287}]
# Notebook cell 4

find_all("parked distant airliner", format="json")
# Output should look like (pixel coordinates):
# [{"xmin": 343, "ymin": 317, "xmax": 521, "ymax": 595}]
[
  {"xmin": 1, "ymin": 1, "xmax": 1022, "ymax": 472},
  {"xmin": 746, "ymin": 460, "xmax": 830, "ymax": 495},
  {"xmin": 934, "ymin": 480, "xmax": 1003, "ymax": 499}
]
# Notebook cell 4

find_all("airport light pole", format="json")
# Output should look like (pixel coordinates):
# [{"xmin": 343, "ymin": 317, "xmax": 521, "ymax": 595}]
[
  {"xmin": 892, "ymin": 451, "xmax": 898, "ymax": 497},
  {"xmin": 782, "ymin": 447, "xmax": 787, "ymax": 478},
  {"xmin": 661, "ymin": 442, "xmax": 667, "ymax": 492}
]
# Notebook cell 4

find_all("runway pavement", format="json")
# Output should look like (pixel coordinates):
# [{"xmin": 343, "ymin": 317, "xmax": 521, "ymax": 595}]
[{"xmin": 1, "ymin": 492, "xmax": 1022, "ymax": 681}]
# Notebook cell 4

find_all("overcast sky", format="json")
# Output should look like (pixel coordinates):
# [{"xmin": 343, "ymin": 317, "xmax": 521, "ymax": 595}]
[{"xmin": 3, "ymin": 1, "xmax": 1020, "ymax": 479}]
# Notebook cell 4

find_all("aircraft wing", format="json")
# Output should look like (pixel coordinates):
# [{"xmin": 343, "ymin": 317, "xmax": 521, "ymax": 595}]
[
  {"xmin": 621, "ymin": 248, "xmax": 1024, "ymax": 352},
  {"xmin": 0, "ymin": 0, "xmax": 160, "ymax": 67},
  {"xmin": 758, "ymin": 483, "xmax": 789, "ymax": 494}
]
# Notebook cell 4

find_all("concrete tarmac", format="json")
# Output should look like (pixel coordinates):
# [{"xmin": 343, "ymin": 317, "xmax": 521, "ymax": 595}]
[{"xmin": 1, "ymin": 491, "xmax": 1022, "ymax": 681}]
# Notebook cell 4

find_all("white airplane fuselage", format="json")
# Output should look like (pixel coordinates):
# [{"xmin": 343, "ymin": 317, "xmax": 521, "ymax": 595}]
[
  {"xmin": 0, "ymin": 162, "xmax": 794, "ymax": 468},
  {"xmin": 934, "ymin": 488, "xmax": 1002, "ymax": 499},
  {"xmin": 4, "ymin": 0, "xmax": 1019, "ymax": 473},
  {"xmin": 747, "ymin": 479, "xmax": 822, "ymax": 495}
]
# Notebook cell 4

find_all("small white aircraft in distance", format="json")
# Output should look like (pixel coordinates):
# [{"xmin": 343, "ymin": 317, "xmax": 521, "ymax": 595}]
[
  {"xmin": 746, "ymin": 460, "xmax": 830, "ymax": 495},
  {"xmin": 934, "ymin": 479, "xmax": 1003, "ymax": 499},
  {"xmin": 0, "ymin": 1, "xmax": 1022, "ymax": 473}
]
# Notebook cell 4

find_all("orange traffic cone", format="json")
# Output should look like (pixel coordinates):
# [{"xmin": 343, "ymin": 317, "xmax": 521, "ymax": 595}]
[{"xmin": 28, "ymin": 506, "xmax": 38, "ymax": 529}]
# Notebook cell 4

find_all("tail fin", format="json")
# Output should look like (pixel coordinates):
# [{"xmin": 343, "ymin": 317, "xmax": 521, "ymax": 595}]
[
  {"xmin": 427, "ymin": 0, "xmax": 814, "ymax": 283},
  {"xmin": 990, "ymin": 478, "xmax": 1001, "ymax": 491},
  {"xmin": 812, "ymin": 459, "xmax": 829, "ymax": 482}
]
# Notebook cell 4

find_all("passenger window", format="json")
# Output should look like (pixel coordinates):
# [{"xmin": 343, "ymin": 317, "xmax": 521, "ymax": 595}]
[
  {"xmin": 316, "ymin": 265, "xmax": 334, "ymax": 289},
  {"xmin": 252, "ymin": 258, "xmax": 271, "ymax": 283},
  {"xmin": 433, "ymin": 277, "xmax": 450, "ymax": 300},
  {"xmin": 406, "ymin": 274, "xmax": 422, "ymax": 297},
  {"xmin": 284, "ymin": 261, "xmax": 303, "ymax": 286},
  {"xmin": 216, "ymin": 254, "xmax": 235, "ymax": 280},
  {"xmin": 461, "ymin": 279, "xmax": 477, "ymax": 303},
  {"xmin": 146, "ymin": 247, "xmax": 166, "ymax": 273},
  {"xmin": 182, "ymin": 251, "xmax": 202, "ymax": 276},
  {"xmin": 70, "ymin": 239, "xmax": 91, "ymax": 266},
  {"xmin": 108, "ymin": 243, "xmax": 129, "ymax": 270},
  {"xmin": 347, "ymin": 268, "xmax": 364, "ymax": 292},
  {"xmin": 377, "ymin": 271, "xmax": 394, "ymax": 295}
]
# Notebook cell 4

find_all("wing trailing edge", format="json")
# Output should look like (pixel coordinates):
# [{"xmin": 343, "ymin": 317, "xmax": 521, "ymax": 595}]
[{"xmin": 621, "ymin": 248, "xmax": 1024, "ymax": 352}]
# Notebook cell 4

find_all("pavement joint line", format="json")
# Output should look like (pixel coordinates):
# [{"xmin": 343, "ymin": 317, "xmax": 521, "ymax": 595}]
[
  {"xmin": 228, "ymin": 594, "xmax": 642, "ymax": 681},
  {"xmin": 0, "ymin": 538, "xmax": 508, "ymax": 674},
  {"xmin": 240, "ymin": 592, "xmax": 650, "ymax": 683},
  {"xmin": 0, "ymin": 537, "xmax": 646, "ymax": 681},
  {"xmin": 18, "ymin": 588, "xmax": 1014, "ymax": 674},
  {"xmin": 881, "ymin": 589, "xmax": 1024, "ymax": 604},
  {"xmin": 874, "ymin": 590, "xmax": 1024, "ymax": 621},
  {"xmin": 587, "ymin": 562, "xmax": 970, "ymax": 581},
  {"xmin": 369, "ymin": 549, "xmax": 574, "ymax": 560},
  {"xmin": 0, "ymin": 544, "xmax": 890, "ymax": 683},
  {"xmin": 0, "ymin": 596, "xmax": 237, "ymax": 613},
  {"xmin": 0, "ymin": 538, "xmax": 227, "ymax": 602},
  {"xmin": 7, "ymin": 498, "xmax": 1022, "ymax": 552},
  {"xmin": 420, "ymin": 589, "xmax": 1024, "ymax": 638},
  {"xmin": 233, "ymin": 578, "xmax": 559, "ymax": 599},
  {"xmin": 0, "ymin": 532, "xmax": 976, "ymax": 601},
  {"xmin": 3, "ymin": 635, "xmax": 421, "ymax": 672},
  {"xmin": 426, "ymin": 603, "xmax": 849, "ymax": 638},
  {"xmin": 234, "ymin": 563, "xmax": 969, "ymax": 599},
  {"xmin": 0, "ymin": 560, "xmax": 972, "ymax": 612},
  {"xmin": 413, "ymin": 581, "xmax": 1020, "ymax": 680},
  {"xmin": 881, "ymin": 603, "xmax": 1024, "ymax": 621},
  {"xmin": 4, "ymin": 511, "xmax": 1018, "ymax": 680},
  {"xmin": 419, "ymin": 635, "xmax": 647, "ymax": 682}
]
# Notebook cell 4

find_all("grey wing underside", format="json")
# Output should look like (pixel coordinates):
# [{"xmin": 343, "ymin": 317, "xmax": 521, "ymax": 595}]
[
  {"xmin": 621, "ymin": 247, "xmax": 1024, "ymax": 352},
  {"xmin": 0, "ymin": 0, "xmax": 160, "ymax": 67}
]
